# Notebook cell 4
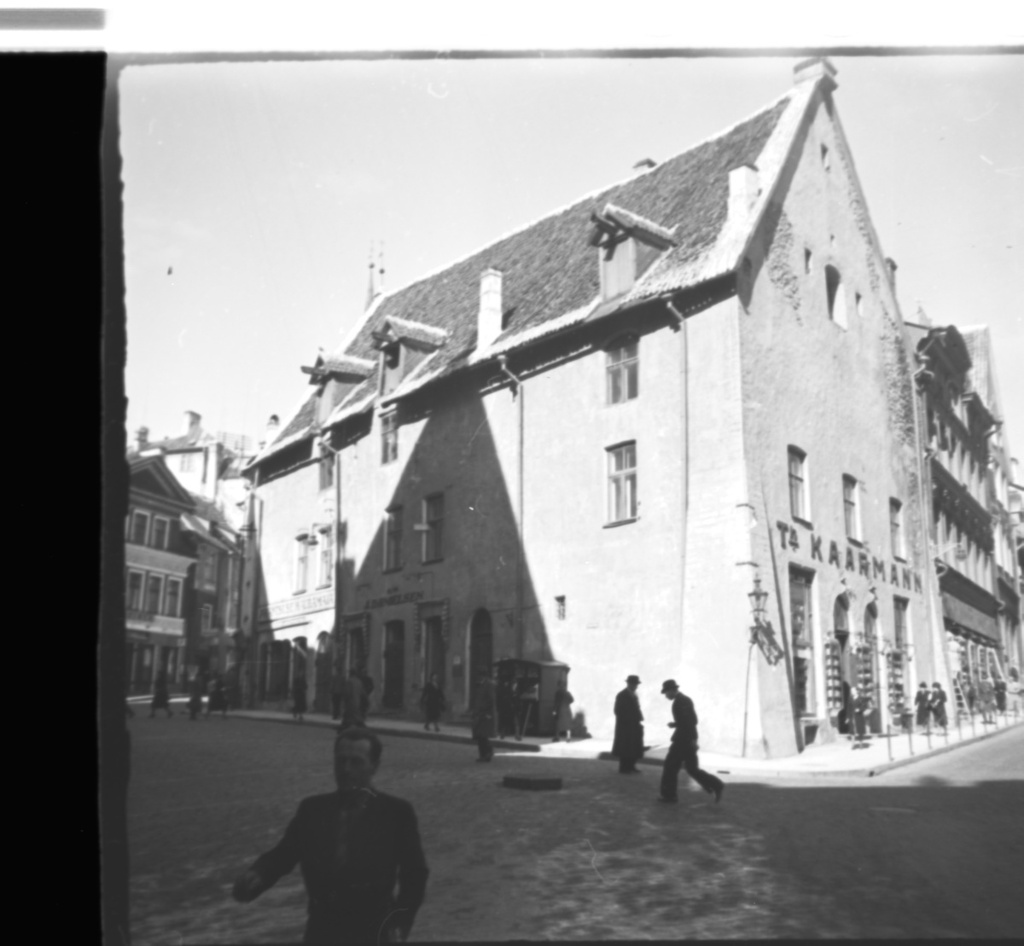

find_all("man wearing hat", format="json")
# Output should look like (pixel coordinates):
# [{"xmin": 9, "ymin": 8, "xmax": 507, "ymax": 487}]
[
  {"xmin": 612, "ymin": 675, "xmax": 645, "ymax": 774},
  {"xmin": 658, "ymin": 679, "xmax": 724, "ymax": 804}
]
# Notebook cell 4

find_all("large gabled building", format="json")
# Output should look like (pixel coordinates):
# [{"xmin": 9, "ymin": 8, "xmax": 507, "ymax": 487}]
[{"xmin": 241, "ymin": 58, "xmax": 950, "ymax": 757}]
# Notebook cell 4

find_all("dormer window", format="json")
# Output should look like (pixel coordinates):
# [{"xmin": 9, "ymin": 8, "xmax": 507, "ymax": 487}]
[
  {"xmin": 381, "ymin": 342, "xmax": 403, "ymax": 395},
  {"xmin": 601, "ymin": 236, "xmax": 637, "ymax": 301},
  {"xmin": 589, "ymin": 203, "xmax": 677, "ymax": 303}
]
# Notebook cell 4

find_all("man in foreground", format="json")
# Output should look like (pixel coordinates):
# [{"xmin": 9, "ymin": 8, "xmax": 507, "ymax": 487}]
[
  {"xmin": 233, "ymin": 727, "xmax": 429, "ymax": 943},
  {"xmin": 612, "ymin": 674, "xmax": 645, "ymax": 774},
  {"xmin": 658, "ymin": 679, "xmax": 725, "ymax": 805}
]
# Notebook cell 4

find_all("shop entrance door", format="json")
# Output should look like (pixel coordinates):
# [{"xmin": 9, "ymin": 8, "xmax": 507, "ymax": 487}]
[
  {"xmin": 383, "ymin": 621, "xmax": 405, "ymax": 708},
  {"xmin": 834, "ymin": 596, "xmax": 853, "ymax": 733}
]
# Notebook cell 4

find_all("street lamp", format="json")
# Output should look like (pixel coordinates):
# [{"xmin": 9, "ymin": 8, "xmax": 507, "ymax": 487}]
[{"xmin": 748, "ymin": 574, "xmax": 769, "ymax": 628}]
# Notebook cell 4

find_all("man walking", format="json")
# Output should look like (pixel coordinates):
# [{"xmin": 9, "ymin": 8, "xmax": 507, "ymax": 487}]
[
  {"xmin": 658, "ymin": 679, "xmax": 724, "ymax": 805},
  {"xmin": 233, "ymin": 727, "xmax": 429, "ymax": 944},
  {"xmin": 471, "ymin": 669, "xmax": 497, "ymax": 762},
  {"xmin": 612, "ymin": 675, "xmax": 645, "ymax": 774}
]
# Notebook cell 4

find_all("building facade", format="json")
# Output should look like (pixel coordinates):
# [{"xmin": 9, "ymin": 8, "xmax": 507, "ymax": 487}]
[
  {"xmin": 240, "ymin": 59, "xmax": 976, "ymax": 757},
  {"xmin": 125, "ymin": 455, "xmax": 195, "ymax": 693}
]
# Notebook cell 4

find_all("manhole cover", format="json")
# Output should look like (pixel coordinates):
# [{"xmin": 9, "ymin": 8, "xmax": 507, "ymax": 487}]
[{"xmin": 502, "ymin": 774, "xmax": 563, "ymax": 791}]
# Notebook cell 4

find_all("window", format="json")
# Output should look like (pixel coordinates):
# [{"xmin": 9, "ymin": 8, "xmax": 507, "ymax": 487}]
[
  {"xmin": 165, "ymin": 577, "xmax": 182, "ymax": 617},
  {"xmin": 421, "ymin": 494, "xmax": 444, "ymax": 563},
  {"xmin": 381, "ymin": 343, "xmax": 403, "ymax": 396},
  {"xmin": 825, "ymin": 264, "xmax": 847, "ymax": 327},
  {"xmin": 607, "ymin": 442, "xmax": 637, "ymax": 523},
  {"xmin": 855, "ymin": 292, "xmax": 863, "ymax": 317},
  {"xmin": 318, "ymin": 527, "xmax": 333, "ymax": 588},
  {"xmin": 126, "ymin": 571, "xmax": 144, "ymax": 611},
  {"xmin": 199, "ymin": 546, "xmax": 218, "ymax": 587},
  {"xmin": 889, "ymin": 499, "xmax": 904, "ymax": 559},
  {"xmin": 788, "ymin": 447, "xmax": 808, "ymax": 521},
  {"xmin": 381, "ymin": 412, "xmax": 398, "ymax": 465},
  {"xmin": 600, "ymin": 236, "xmax": 636, "ymax": 300},
  {"xmin": 804, "ymin": 248, "xmax": 812, "ymax": 274},
  {"xmin": 893, "ymin": 597, "xmax": 909, "ymax": 651},
  {"xmin": 145, "ymin": 574, "xmax": 163, "ymax": 614},
  {"xmin": 606, "ymin": 338, "xmax": 638, "ymax": 404},
  {"xmin": 319, "ymin": 445, "xmax": 334, "ymax": 490},
  {"xmin": 152, "ymin": 516, "xmax": 169, "ymax": 551},
  {"xmin": 789, "ymin": 566, "xmax": 815, "ymax": 716},
  {"xmin": 556, "ymin": 596, "xmax": 566, "ymax": 620},
  {"xmin": 384, "ymin": 506, "xmax": 403, "ymax": 571},
  {"xmin": 130, "ymin": 510, "xmax": 150, "ymax": 545},
  {"xmin": 180, "ymin": 452, "xmax": 195, "ymax": 473},
  {"xmin": 842, "ymin": 475, "xmax": 860, "ymax": 541},
  {"xmin": 820, "ymin": 143, "xmax": 830, "ymax": 171},
  {"xmin": 201, "ymin": 604, "xmax": 213, "ymax": 633},
  {"xmin": 293, "ymin": 536, "xmax": 309, "ymax": 593}
]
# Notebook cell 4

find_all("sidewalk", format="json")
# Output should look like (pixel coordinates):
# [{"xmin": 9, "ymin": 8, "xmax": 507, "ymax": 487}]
[{"xmin": 128, "ymin": 694, "xmax": 1024, "ymax": 778}]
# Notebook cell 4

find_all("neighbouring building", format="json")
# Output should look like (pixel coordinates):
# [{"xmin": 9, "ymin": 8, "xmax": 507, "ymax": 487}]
[
  {"xmin": 126, "ymin": 455, "xmax": 195, "ymax": 693},
  {"xmin": 241, "ymin": 58, "xmax": 968, "ymax": 757},
  {"xmin": 907, "ymin": 321, "xmax": 1022, "ymax": 713}
]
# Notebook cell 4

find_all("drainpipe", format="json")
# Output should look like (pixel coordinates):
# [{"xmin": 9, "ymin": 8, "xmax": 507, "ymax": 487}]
[
  {"xmin": 499, "ymin": 355, "xmax": 525, "ymax": 660},
  {"xmin": 666, "ymin": 298, "xmax": 689, "ymax": 652},
  {"xmin": 240, "ymin": 465, "xmax": 261, "ymax": 708}
]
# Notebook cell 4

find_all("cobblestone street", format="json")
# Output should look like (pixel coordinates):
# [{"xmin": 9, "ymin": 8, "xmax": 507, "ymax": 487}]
[{"xmin": 128, "ymin": 714, "xmax": 1024, "ymax": 942}]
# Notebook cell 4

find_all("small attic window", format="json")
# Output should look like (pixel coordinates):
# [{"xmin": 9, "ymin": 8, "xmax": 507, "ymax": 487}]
[
  {"xmin": 381, "ymin": 342, "xmax": 403, "ymax": 396},
  {"xmin": 821, "ymin": 144, "xmax": 830, "ymax": 171},
  {"xmin": 600, "ymin": 237, "xmax": 636, "ymax": 301},
  {"xmin": 804, "ymin": 248, "xmax": 813, "ymax": 274},
  {"xmin": 855, "ymin": 292, "xmax": 863, "ymax": 317},
  {"xmin": 825, "ymin": 265, "xmax": 847, "ymax": 329}
]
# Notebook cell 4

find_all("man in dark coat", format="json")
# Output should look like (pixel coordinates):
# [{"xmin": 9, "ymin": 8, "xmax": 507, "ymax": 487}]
[
  {"xmin": 233, "ymin": 727, "xmax": 429, "ymax": 944},
  {"xmin": 914, "ymin": 682, "xmax": 931, "ymax": 731},
  {"xmin": 658, "ymin": 679, "xmax": 724, "ymax": 804},
  {"xmin": 930, "ymin": 682, "xmax": 949, "ymax": 730},
  {"xmin": 471, "ymin": 670, "xmax": 497, "ymax": 762},
  {"xmin": 612, "ymin": 675, "xmax": 644, "ymax": 774}
]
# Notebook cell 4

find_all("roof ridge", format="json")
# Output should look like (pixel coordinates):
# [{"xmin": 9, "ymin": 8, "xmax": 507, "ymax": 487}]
[{"xmin": 351, "ymin": 87, "xmax": 798, "ymax": 329}]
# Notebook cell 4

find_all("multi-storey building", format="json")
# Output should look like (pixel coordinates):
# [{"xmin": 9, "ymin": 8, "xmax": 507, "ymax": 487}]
[
  {"xmin": 125, "ymin": 455, "xmax": 196, "ymax": 693},
  {"xmin": 240, "ymin": 58, "xmax": 955, "ymax": 756},
  {"xmin": 908, "ymin": 321, "xmax": 1022, "ymax": 713}
]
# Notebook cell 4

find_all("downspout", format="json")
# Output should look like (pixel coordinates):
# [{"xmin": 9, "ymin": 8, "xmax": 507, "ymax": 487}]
[
  {"xmin": 241, "ymin": 465, "xmax": 261, "ymax": 708},
  {"xmin": 333, "ymin": 439, "xmax": 344, "ymax": 682},
  {"xmin": 499, "ymin": 355, "xmax": 525, "ymax": 660},
  {"xmin": 666, "ymin": 299, "xmax": 689, "ymax": 652}
]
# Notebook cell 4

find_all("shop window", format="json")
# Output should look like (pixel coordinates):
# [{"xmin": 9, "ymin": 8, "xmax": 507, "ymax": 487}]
[
  {"xmin": 842, "ymin": 475, "xmax": 861, "ymax": 541},
  {"xmin": 889, "ymin": 499, "xmax": 904, "ymax": 560},
  {"xmin": 130, "ymin": 510, "xmax": 150, "ymax": 545},
  {"xmin": 421, "ymin": 493, "xmax": 444, "ymax": 563},
  {"xmin": 789, "ymin": 566, "xmax": 816, "ymax": 716},
  {"xmin": 606, "ymin": 337, "xmax": 638, "ymax": 405},
  {"xmin": 384, "ymin": 506, "xmax": 403, "ymax": 572},
  {"xmin": 607, "ymin": 442, "xmax": 637, "ymax": 524},
  {"xmin": 788, "ymin": 446, "xmax": 809, "ymax": 521},
  {"xmin": 165, "ymin": 577, "xmax": 182, "ymax": 617},
  {"xmin": 381, "ymin": 412, "xmax": 398, "ymax": 465}
]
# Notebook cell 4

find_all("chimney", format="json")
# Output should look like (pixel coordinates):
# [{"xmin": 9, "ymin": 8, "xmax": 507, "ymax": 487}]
[
  {"xmin": 478, "ymin": 269, "xmax": 503, "ymax": 350},
  {"xmin": 793, "ymin": 57, "xmax": 838, "ymax": 92},
  {"xmin": 135, "ymin": 426, "xmax": 149, "ymax": 452},
  {"xmin": 885, "ymin": 257, "xmax": 898, "ymax": 292},
  {"xmin": 260, "ymin": 414, "xmax": 280, "ymax": 450},
  {"xmin": 728, "ymin": 165, "xmax": 759, "ymax": 222},
  {"xmin": 182, "ymin": 410, "xmax": 201, "ymax": 441}
]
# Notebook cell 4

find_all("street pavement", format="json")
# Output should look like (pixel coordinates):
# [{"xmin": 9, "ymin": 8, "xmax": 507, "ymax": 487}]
[{"xmin": 126, "ymin": 702, "xmax": 1024, "ymax": 942}]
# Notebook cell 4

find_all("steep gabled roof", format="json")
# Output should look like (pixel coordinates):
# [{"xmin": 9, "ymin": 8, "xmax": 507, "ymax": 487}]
[
  {"xmin": 253, "ymin": 71, "xmax": 829, "ymax": 468},
  {"xmin": 129, "ymin": 454, "xmax": 195, "ymax": 510}
]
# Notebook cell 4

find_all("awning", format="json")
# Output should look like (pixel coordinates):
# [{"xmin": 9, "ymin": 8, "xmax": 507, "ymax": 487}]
[{"xmin": 941, "ymin": 592, "xmax": 1001, "ymax": 644}]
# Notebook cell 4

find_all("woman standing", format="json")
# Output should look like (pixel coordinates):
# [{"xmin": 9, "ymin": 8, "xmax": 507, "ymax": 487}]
[
  {"xmin": 914, "ymin": 682, "xmax": 931, "ymax": 731},
  {"xmin": 551, "ymin": 680, "xmax": 574, "ymax": 742},
  {"xmin": 420, "ymin": 673, "xmax": 446, "ymax": 732}
]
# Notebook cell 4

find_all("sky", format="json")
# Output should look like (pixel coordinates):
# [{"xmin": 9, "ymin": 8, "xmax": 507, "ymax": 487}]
[{"xmin": 119, "ymin": 54, "xmax": 1024, "ymax": 465}]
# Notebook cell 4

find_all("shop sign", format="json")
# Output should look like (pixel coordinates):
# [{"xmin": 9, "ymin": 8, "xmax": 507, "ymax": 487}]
[
  {"xmin": 775, "ymin": 521, "xmax": 922, "ymax": 594},
  {"xmin": 364, "ymin": 590, "xmax": 424, "ymax": 610},
  {"xmin": 258, "ymin": 591, "xmax": 334, "ymax": 623}
]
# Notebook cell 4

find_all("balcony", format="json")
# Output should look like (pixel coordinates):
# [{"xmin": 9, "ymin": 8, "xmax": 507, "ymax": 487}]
[{"xmin": 125, "ymin": 609, "xmax": 185, "ymax": 636}]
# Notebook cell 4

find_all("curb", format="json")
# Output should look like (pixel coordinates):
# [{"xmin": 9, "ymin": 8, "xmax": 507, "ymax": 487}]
[{"xmin": 861, "ymin": 721, "xmax": 1023, "ymax": 777}]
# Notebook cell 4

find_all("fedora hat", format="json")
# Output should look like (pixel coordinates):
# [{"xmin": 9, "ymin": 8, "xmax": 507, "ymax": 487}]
[
  {"xmin": 660, "ymin": 679, "xmax": 679, "ymax": 694},
  {"xmin": 626, "ymin": 675, "xmax": 640, "ymax": 685}
]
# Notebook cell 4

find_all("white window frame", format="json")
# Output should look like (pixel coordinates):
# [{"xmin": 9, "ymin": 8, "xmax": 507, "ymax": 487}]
[
  {"xmin": 126, "ymin": 569, "xmax": 145, "ymax": 611},
  {"xmin": 151, "ymin": 515, "xmax": 170, "ymax": 551},
  {"xmin": 606, "ymin": 442, "xmax": 637, "ymax": 524},
  {"xmin": 144, "ymin": 573, "xmax": 164, "ymax": 615},
  {"xmin": 164, "ymin": 577, "xmax": 182, "ymax": 617},
  {"xmin": 381, "ymin": 412, "xmax": 398, "ymax": 465},
  {"xmin": 788, "ymin": 446, "xmax": 810, "ymax": 522},
  {"xmin": 606, "ymin": 336, "xmax": 639, "ymax": 405},
  {"xmin": 317, "ymin": 526, "xmax": 333, "ymax": 588},
  {"xmin": 130, "ymin": 510, "xmax": 150, "ymax": 546},
  {"xmin": 889, "ymin": 498, "xmax": 904, "ymax": 560},
  {"xmin": 842, "ymin": 474, "xmax": 862, "ymax": 541},
  {"xmin": 421, "ymin": 494, "xmax": 444, "ymax": 563},
  {"xmin": 383, "ymin": 506, "xmax": 403, "ymax": 571},
  {"xmin": 293, "ymin": 535, "xmax": 309, "ymax": 593}
]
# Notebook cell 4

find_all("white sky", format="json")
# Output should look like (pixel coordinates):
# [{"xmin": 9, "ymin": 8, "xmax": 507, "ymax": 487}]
[{"xmin": 119, "ymin": 53, "xmax": 1024, "ymax": 464}]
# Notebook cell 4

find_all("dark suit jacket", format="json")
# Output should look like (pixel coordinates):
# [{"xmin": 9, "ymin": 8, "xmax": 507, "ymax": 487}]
[
  {"xmin": 612, "ymin": 688, "xmax": 644, "ymax": 759},
  {"xmin": 248, "ymin": 789, "xmax": 428, "ymax": 944},
  {"xmin": 670, "ymin": 693, "xmax": 699, "ymax": 745}
]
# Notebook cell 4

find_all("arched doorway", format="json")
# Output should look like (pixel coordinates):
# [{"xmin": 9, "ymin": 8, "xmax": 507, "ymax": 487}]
[
  {"xmin": 469, "ymin": 609, "xmax": 493, "ymax": 707},
  {"xmin": 382, "ymin": 620, "xmax": 405, "ymax": 708},
  {"xmin": 832, "ymin": 595, "xmax": 853, "ymax": 733}
]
